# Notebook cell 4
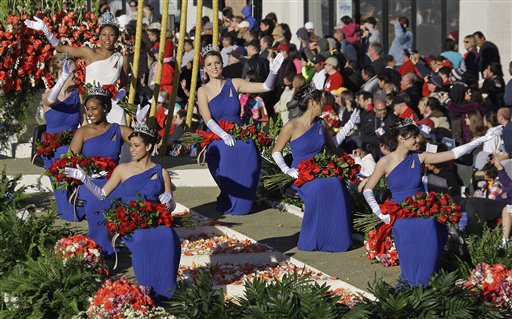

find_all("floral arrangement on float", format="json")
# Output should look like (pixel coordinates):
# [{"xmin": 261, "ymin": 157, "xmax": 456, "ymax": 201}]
[
  {"xmin": 263, "ymin": 150, "xmax": 361, "ymax": 190},
  {"xmin": 35, "ymin": 130, "xmax": 75, "ymax": 158},
  {"xmin": 320, "ymin": 111, "xmax": 341, "ymax": 133},
  {"xmin": 463, "ymin": 262, "xmax": 512, "ymax": 310},
  {"xmin": 180, "ymin": 233, "xmax": 271, "ymax": 256},
  {"xmin": 46, "ymin": 153, "xmax": 117, "ymax": 190},
  {"xmin": 104, "ymin": 198, "xmax": 174, "ymax": 237},
  {"xmin": 74, "ymin": 278, "xmax": 175, "ymax": 319},
  {"xmin": 54, "ymin": 234, "xmax": 108, "ymax": 275},
  {"xmin": 181, "ymin": 119, "xmax": 273, "ymax": 150}
]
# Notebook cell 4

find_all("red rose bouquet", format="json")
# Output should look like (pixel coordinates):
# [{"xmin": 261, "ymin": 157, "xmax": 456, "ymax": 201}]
[
  {"xmin": 46, "ymin": 154, "xmax": 117, "ymax": 190},
  {"xmin": 104, "ymin": 198, "xmax": 174, "ymax": 237},
  {"xmin": 361, "ymin": 191, "xmax": 462, "ymax": 267},
  {"xmin": 181, "ymin": 120, "xmax": 273, "ymax": 149},
  {"xmin": 464, "ymin": 262, "xmax": 512, "ymax": 309},
  {"xmin": 77, "ymin": 278, "xmax": 171, "ymax": 318},
  {"xmin": 54, "ymin": 234, "xmax": 108, "ymax": 275},
  {"xmin": 263, "ymin": 150, "xmax": 361, "ymax": 190},
  {"xmin": 364, "ymin": 228, "xmax": 399, "ymax": 267},
  {"xmin": 35, "ymin": 129, "xmax": 75, "ymax": 158},
  {"xmin": 320, "ymin": 111, "xmax": 341, "ymax": 133}
]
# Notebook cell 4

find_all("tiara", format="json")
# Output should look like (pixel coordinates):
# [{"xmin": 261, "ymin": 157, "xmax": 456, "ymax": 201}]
[
  {"xmin": 397, "ymin": 116, "xmax": 415, "ymax": 128},
  {"xmin": 87, "ymin": 85, "xmax": 112, "ymax": 99},
  {"xmin": 133, "ymin": 122, "xmax": 156, "ymax": 137},
  {"xmin": 133, "ymin": 104, "xmax": 156, "ymax": 137},
  {"xmin": 301, "ymin": 83, "xmax": 317, "ymax": 100},
  {"xmin": 201, "ymin": 43, "xmax": 220, "ymax": 57},
  {"xmin": 99, "ymin": 12, "xmax": 120, "ymax": 29}
]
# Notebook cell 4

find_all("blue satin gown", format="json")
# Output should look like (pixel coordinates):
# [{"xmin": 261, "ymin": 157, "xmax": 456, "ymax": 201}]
[
  {"xmin": 205, "ymin": 78, "xmax": 261, "ymax": 215},
  {"xmin": 76, "ymin": 123, "xmax": 123, "ymax": 254},
  {"xmin": 120, "ymin": 164, "xmax": 181, "ymax": 299},
  {"xmin": 43, "ymin": 91, "xmax": 81, "ymax": 221},
  {"xmin": 388, "ymin": 153, "xmax": 448, "ymax": 287},
  {"xmin": 290, "ymin": 118, "xmax": 352, "ymax": 252}
]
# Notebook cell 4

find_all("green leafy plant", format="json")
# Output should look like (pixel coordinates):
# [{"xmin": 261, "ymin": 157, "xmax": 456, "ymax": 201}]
[
  {"xmin": 168, "ymin": 266, "xmax": 239, "ymax": 319},
  {"xmin": 0, "ymin": 167, "xmax": 27, "ymax": 208},
  {"xmin": 343, "ymin": 270, "xmax": 503, "ymax": 319},
  {"xmin": 0, "ymin": 251, "xmax": 102, "ymax": 319},
  {"xmin": 0, "ymin": 206, "xmax": 73, "ymax": 276},
  {"xmin": 466, "ymin": 223, "xmax": 512, "ymax": 268},
  {"xmin": 238, "ymin": 272, "xmax": 351, "ymax": 319}
]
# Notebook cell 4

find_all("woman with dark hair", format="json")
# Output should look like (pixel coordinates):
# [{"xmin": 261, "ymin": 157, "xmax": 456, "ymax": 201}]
[
  {"xmin": 197, "ymin": 49, "xmax": 284, "ymax": 215},
  {"xmin": 446, "ymin": 82, "xmax": 485, "ymax": 143},
  {"xmin": 25, "ymin": 12, "xmax": 129, "ymax": 124},
  {"xmin": 363, "ymin": 119, "xmax": 502, "ymax": 287},
  {"xmin": 41, "ymin": 55, "xmax": 85, "ymax": 221},
  {"xmin": 65, "ymin": 121, "xmax": 179, "ymax": 299},
  {"xmin": 272, "ymin": 84, "xmax": 360, "ymax": 252},
  {"xmin": 388, "ymin": 16, "xmax": 413, "ymax": 67},
  {"xmin": 67, "ymin": 86, "xmax": 132, "ymax": 254}
]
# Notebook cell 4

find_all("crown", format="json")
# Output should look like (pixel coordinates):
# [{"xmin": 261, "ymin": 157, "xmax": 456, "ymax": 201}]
[
  {"xmin": 133, "ymin": 122, "xmax": 156, "ymax": 137},
  {"xmin": 301, "ymin": 83, "xmax": 318, "ymax": 100},
  {"xmin": 201, "ymin": 43, "xmax": 220, "ymax": 57},
  {"xmin": 99, "ymin": 12, "xmax": 120, "ymax": 30},
  {"xmin": 87, "ymin": 84, "xmax": 112, "ymax": 99},
  {"xmin": 397, "ymin": 116, "xmax": 415, "ymax": 128}
]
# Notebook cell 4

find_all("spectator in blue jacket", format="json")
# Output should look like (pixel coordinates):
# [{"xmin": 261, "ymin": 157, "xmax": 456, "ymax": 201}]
[
  {"xmin": 388, "ymin": 17, "xmax": 413, "ymax": 67},
  {"xmin": 241, "ymin": 5, "xmax": 258, "ymax": 32}
]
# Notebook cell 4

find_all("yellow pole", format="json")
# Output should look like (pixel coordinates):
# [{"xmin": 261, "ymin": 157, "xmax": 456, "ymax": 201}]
[
  {"xmin": 186, "ymin": 0, "xmax": 203, "ymax": 129},
  {"xmin": 149, "ymin": 0, "xmax": 169, "ymax": 119},
  {"xmin": 159, "ymin": 0, "xmax": 188, "ymax": 155},
  {"xmin": 126, "ymin": 0, "xmax": 144, "ymax": 126},
  {"xmin": 212, "ymin": 0, "xmax": 219, "ymax": 47}
]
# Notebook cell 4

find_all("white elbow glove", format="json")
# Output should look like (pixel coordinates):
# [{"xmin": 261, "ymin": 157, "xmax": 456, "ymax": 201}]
[
  {"xmin": 64, "ymin": 165, "xmax": 106, "ymax": 200},
  {"xmin": 159, "ymin": 191, "xmax": 176, "ymax": 212},
  {"xmin": 206, "ymin": 119, "xmax": 235, "ymax": 147},
  {"xmin": 272, "ymin": 151, "xmax": 298, "ymax": 178},
  {"xmin": 47, "ymin": 60, "xmax": 72, "ymax": 104},
  {"xmin": 452, "ymin": 125, "xmax": 503, "ymax": 159},
  {"xmin": 334, "ymin": 109, "xmax": 360, "ymax": 146},
  {"xmin": 363, "ymin": 189, "xmax": 390, "ymax": 224},
  {"xmin": 24, "ymin": 16, "xmax": 59, "ymax": 47},
  {"xmin": 263, "ymin": 52, "xmax": 285, "ymax": 91}
]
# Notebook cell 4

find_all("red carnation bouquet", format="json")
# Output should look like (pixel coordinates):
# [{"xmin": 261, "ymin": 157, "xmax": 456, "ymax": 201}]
[
  {"xmin": 77, "ymin": 278, "xmax": 170, "ymax": 318},
  {"xmin": 364, "ymin": 230, "xmax": 399, "ymax": 267},
  {"xmin": 54, "ymin": 234, "xmax": 108, "ymax": 276},
  {"xmin": 35, "ymin": 130, "xmax": 75, "ymax": 158},
  {"xmin": 263, "ymin": 150, "xmax": 361, "ymax": 190},
  {"xmin": 361, "ymin": 192, "xmax": 462, "ymax": 267},
  {"xmin": 181, "ymin": 119, "xmax": 273, "ymax": 149},
  {"xmin": 463, "ymin": 262, "xmax": 512, "ymax": 309},
  {"xmin": 104, "ymin": 198, "xmax": 174, "ymax": 237},
  {"xmin": 46, "ymin": 154, "xmax": 117, "ymax": 190}
]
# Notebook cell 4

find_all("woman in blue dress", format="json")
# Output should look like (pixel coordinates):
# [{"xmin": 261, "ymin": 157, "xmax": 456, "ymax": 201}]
[
  {"xmin": 65, "ymin": 123, "xmax": 179, "ymax": 299},
  {"xmin": 363, "ymin": 118, "xmax": 502, "ymax": 287},
  {"xmin": 196, "ymin": 49, "xmax": 284, "ymax": 215},
  {"xmin": 271, "ymin": 84, "xmax": 360, "ymax": 252},
  {"xmin": 41, "ymin": 56, "xmax": 83, "ymax": 221},
  {"xmin": 67, "ymin": 86, "xmax": 132, "ymax": 253}
]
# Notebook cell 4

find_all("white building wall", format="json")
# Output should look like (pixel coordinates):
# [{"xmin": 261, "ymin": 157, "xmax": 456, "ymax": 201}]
[{"xmin": 459, "ymin": 0, "xmax": 512, "ymax": 81}]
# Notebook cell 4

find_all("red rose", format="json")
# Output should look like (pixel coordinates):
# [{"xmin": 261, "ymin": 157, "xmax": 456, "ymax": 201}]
[{"xmin": 438, "ymin": 214, "xmax": 447, "ymax": 224}]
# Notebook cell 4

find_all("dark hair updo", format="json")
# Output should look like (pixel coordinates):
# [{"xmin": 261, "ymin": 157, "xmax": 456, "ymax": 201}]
[
  {"xmin": 128, "ymin": 130, "xmax": 158, "ymax": 153},
  {"xmin": 85, "ymin": 94, "xmax": 112, "ymax": 113},
  {"xmin": 294, "ymin": 84, "xmax": 322, "ymax": 113},
  {"xmin": 387, "ymin": 120, "xmax": 420, "ymax": 151}
]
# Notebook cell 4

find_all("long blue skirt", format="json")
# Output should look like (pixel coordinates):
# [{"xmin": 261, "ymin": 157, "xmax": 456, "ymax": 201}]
[
  {"xmin": 123, "ymin": 226, "xmax": 181, "ymax": 299},
  {"xmin": 295, "ymin": 177, "xmax": 352, "ymax": 252},
  {"xmin": 393, "ymin": 217, "xmax": 448, "ymax": 287},
  {"xmin": 205, "ymin": 139, "xmax": 261, "ymax": 215}
]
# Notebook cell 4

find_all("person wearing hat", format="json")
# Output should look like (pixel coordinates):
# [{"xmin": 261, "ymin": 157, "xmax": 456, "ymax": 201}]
[
  {"xmin": 241, "ymin": 5, "xmax": 258, "ymax": 31},
  {"xmin": 236, "ymin": 20, "xmax": 250, "ymax": 46},
  {"xmin": 305, "ymin": 21, "xmax": 315, "ymax": 37},
  {"xmin": 311, "ymin": 55, "xmax": 327, "ymax": 90},
  {"xmin": 222, "ymin": 46, "xmax": 246, "ymax": 79},
  {"xmin": 391, "ymin": 93, "xmax": 418, "ymax": 121},
  {"xmin": 242, "ymin": 40, "xmax": 269, "ymax": 82},
  {"xmin": 324, "ymin": 56, "xmax": 344, "ymax": 92},
  {"xmin": 203, "ymin": 21, "xmax": 213, "ymax": 35},
  {"xmin": 425, "ymin": 74, "xmax": 445, "ymax": 97}
]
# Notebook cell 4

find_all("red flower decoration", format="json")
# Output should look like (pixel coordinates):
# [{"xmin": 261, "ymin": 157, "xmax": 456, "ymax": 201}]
[
  {"xmin": 35, "ymin": 129, "xmax": 75, "ymax": 158},
  {"xmin": 294, "ymin": 151, "xmax": 361, "ymax": 187}
]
